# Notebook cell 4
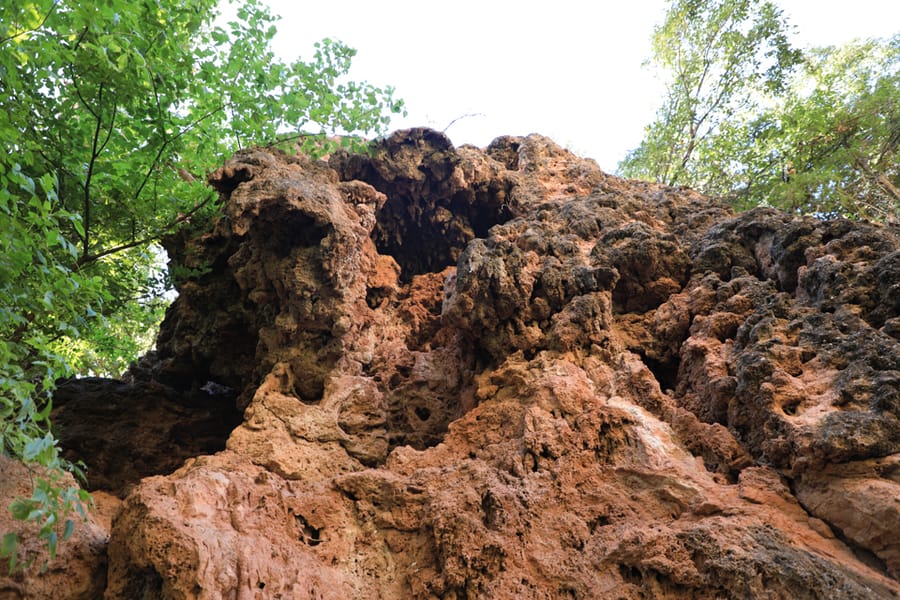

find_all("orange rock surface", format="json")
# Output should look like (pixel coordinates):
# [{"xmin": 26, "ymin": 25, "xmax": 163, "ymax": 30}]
[{"xmin": 5, "ymin": 129, "xmax": 898, "ymax": 599}]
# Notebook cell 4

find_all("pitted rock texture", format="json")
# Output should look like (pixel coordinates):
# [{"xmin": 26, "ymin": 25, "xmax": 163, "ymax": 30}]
[{"xmin": 39, "ymin": 129, "xmax": 900, "ymax": 598}]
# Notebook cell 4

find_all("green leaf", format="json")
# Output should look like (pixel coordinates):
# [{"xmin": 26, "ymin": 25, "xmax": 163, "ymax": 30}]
[
  {"xmin": 9, "ymin": 499, "xmax": 31, "ymax": 521},
  {"xmin": 1, "ymin": 533, "xmax": 17, "ymax": 573},
  {"xmin": 47, "ymin": 531, "xmax": 58, "ymax": 560},
  {"xmin": 0, "ymin": 533, "xmax": 16, "ymax": 557},
  {"xmin": 62, "ymin": 519, "xmax": 75, "ymax": 541}
]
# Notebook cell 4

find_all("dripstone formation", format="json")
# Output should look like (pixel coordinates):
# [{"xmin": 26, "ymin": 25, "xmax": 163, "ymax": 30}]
[{"xmin": 2, "ymin": 128, "xmax": 898, "ymax": 599}]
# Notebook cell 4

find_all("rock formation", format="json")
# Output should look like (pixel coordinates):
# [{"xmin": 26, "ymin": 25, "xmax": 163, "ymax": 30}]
[{"xmin": 2, "ymin": 128, "xmax": 898, "ymax": 599}]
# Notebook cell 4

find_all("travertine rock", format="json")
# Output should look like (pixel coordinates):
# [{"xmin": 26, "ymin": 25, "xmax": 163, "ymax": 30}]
[{"xmin": 31, "ymin": 129, "xmax": 900, "ymax": 598}]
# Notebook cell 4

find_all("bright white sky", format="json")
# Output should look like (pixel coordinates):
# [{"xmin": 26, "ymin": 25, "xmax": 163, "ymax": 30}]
[{"xmin": 256, "ymin": 0, "xmax": 899, "ymax": 173}]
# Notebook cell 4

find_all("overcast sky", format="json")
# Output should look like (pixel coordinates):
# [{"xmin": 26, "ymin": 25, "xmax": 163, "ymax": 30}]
[{"xmin": 257, "ymin": 0, "xmax": 900, "ymax": 173}]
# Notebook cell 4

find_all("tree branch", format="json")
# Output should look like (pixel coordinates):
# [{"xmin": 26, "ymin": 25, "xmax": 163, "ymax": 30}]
[
  {"xmin": 132, "ymin": 104, "xmax": 225, "ymax": 203},
  {"xmin": 77, "ymin": 191, "xmax": 215, "ymax": 267},
  {"xmin": 442, "ymin": 113, "xmax": 484, "ymax": 133},
  {"xmin": 856, "ymin": 155, "xmax": 900, "ymax": 203},
  {"xmin": 0, "ymin": 0, "xmax": 60, "ymax": 45},
  {"xmin": 83, "ymin": 83, "xmax": 105, "ymax": 257},
  {"xmin": 71, "ymin": 75, "xmax": 98, "ymax": 120},
  {"xmin": 98, "ymin": 95, "xmax": 118, "ymax": 156}
]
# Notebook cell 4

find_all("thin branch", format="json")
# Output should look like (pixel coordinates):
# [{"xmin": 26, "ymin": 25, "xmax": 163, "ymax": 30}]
[
  {"xmin": 132, "ymin": 104, "xmax": 225, "ymax": 202},
  {"xmin": 83, "ymin": 83, "xmax": 105, "ymax": 257},
  {"xmin": 98, "ymin": 95, "xmax": 117, "ymax": 156},
  {"xmin": 229, "ymin": 104, "xmax": 243, "ymax": 150},
  {"xmin": 856, "ymin": 155, "xmax": 900, "ymax": 202},
  {"xmin": 71, "ymin": 74, "xmax": 99, "ymax": 120},
  {"xmin": 0, "ymin": 0, "xmax": 60, "ymax": 45},
  {"xmin": 875, "ymin": 120, "xmax": 900, "ymax": 169},
  {"xmin": 442, "ymin": 113, "xmax": 484, "ymax": 134},
  {"xmin": 263, "ymin": 131, "xmax": 309, "ymax": 148},
  {"xmin": 77, "ymin": 191, "xmax": 215, "ymax": 267},
  {"xmin": 692, "ymin": 15, "xmax": 727, "ymax": 103}
]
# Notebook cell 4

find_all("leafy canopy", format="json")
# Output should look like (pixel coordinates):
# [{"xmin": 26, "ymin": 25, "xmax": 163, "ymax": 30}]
[
  {"xmin": 746, "ymin": 37, "xmax": 900, "ymax": 220},
  {"xmin": 1, "ymin": 0, "xmax": 402, "ymax": 571},
  {"xmin": 619, "ymin": 0, "xmax": 802, "ymax": 189},
  {"xmin": 619, "ymin": 0, "xmax": 900, "ymax": 222}
]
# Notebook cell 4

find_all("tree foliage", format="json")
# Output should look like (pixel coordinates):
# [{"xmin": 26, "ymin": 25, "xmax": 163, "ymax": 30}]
[
  {"xmin": 1, "ymin": 0, "xmax": 402, "ymax": 569},
  {"xmin": 619, "ymin": 0, "xmax": 802, "ymax": 188},
  {"xmin": 620, "ymin": 0, "xmax": 899, "ymax": 222},
  {"xmin": 744, "ymin": 37, "xmax": 900, "ymax": 220}
]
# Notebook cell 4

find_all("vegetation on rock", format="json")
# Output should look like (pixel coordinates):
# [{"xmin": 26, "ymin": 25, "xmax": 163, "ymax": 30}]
[{"xmin": 0, "ymin": 0, "xmax": 402, "ymax": 569}]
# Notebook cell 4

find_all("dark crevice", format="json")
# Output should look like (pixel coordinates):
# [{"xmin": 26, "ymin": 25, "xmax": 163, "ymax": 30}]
[
  {"xmin": 641, "ymin": 353, "xmax": 680, "ymax": 394},
  {"xmin": 366, "ymin": 285, "xmax": 391, "ymax": 308},
  {"xmin": 119, "ymin": 567, "xmax": 163, "ymax": 600},
  {"xmin": 294, "ymin": 514, "xmax": 322, "ymax": 546},
  {"xmin": 331, "ymin": 130, "xmax": 515, "ymax": 283},
  {"xmin": 618, "ymin": 564, "xmax": 642, "ymax": 585},
  {"xmin": 383, "ymin": 396, "xmax": 457, "ymax": 452},
  {"xmin": 369, "ymin": 189, "xmax": 513, "ymax": 283},
  {"xmin": 587, "ymin": 515, "xmax": 610, "ymax": 533},
  {"xmin": 52, "ymin": 377, "xmax": 243, "ymax": 497},
  {"xmin": 260, "ymin": 211, "xmax": 330, "ymax": 258}
]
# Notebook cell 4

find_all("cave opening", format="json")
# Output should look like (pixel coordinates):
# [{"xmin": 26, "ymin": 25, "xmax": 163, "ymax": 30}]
[
  {"xmin": 641, "ymin": 353, "xmax": 681, "ymax": 394},
  {"xmin": 52, "ymin": 376, "xmax": 244, "ymax": 497},
  {"xmin": 370, "ymin": 186, "xmax": 514, "ymax": 283},
  {"xmin": 331, "ymin": 129, "xmax": 516, "ymax": 283}
]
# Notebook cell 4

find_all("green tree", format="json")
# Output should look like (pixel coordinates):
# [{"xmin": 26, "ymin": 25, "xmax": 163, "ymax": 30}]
[
  {"xmin": 743, "ymin": 37, "xmax": 900, "ymax": 220},
  {"xmin": 1, "ymin": 0, "xmax": 402, "ymax": 570},
  {"xmin": 620, "ymin": 0, "xmax": 899, "ymax": 222},
  {"xmin": 619, "ymin": 0, "xmax": 802, "ymax": 190}
]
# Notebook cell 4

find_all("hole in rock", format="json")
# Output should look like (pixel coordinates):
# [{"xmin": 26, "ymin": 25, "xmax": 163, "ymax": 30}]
[
  {"xmin": 293, "ymin": 375, "xmax": 325, "ymax": 405},
  {"xmin": 288, "ymin": 344, "xmax": 339, "ymax": 405},
  {"xmin": 618, "ymin": 564, "xmax": 642, "ymax": 585},
  {"xmin": 120, "ymin": 567, "xmax": 164, "ymax": 599},
  {"xmin": 366, "ymin": 286, "xmax": 392, "ymax": 308},
  {"xmin": 388, "ymin": 364, "xmax": 413, "ymax": 390},
  {"xmin": 382, "ymin": 384, "xmax": 463, "ymax": 452},
  {"xmin": 641, "ymin": 354, "xmax": 680, "ymax": 394},
  {"xmin": 295, "ymin": 514, "xmax": 322, "ymax": 546},
  {"xmin": 334, "ymin": 131, "xmax": 515, "ymax": 282},
  {"xmin": 52, "ymin": 377, "xmax": 243, "ymax": 497},
  {"xmin": 588, "ymin": 515, "xmax": 611, "ymax": 532},
  {"xmin": 262, "ymin": 210, "xmax": 330, "ymax": 258},
  {"xmin": 370, "ymin": 188, "xmax": 513, "ymax": 282}
]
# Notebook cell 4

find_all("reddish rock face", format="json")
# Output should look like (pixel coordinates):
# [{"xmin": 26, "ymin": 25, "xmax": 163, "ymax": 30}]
[
  {"xmin": 15, "ymin": 129, "xmax": 900, "ymax": 598},
  {"xmin": 0, "ymin": 455, "xmax": 119, "ymax": 600}
]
